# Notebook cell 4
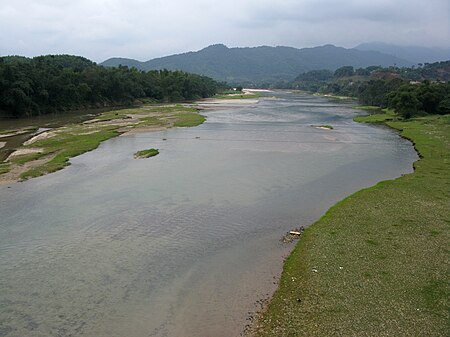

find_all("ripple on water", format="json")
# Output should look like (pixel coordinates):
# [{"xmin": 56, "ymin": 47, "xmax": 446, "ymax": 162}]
[{"xmin": 0, "ymin": 91, "xmax": 418, "ymax": 337}]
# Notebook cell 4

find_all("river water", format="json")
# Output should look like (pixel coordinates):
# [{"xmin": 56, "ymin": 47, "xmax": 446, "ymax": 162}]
[{"xmin": 0, "ymin": 92, "xmax": 417, "ymax": 337}]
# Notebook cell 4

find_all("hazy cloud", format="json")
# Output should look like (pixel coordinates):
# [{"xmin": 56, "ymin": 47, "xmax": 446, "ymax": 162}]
[{"xmin": 0, "ymin": 0, "xmax": 449, "ymax": 62}]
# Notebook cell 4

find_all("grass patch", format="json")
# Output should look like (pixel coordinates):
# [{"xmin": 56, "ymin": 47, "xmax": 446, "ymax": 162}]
[
  {"xmin": 135, "ymin": 116, "xmax": 164, "ymax": 128},
  {"xmin": 213, "ymin": 93, "xmax": 262, "ymax": 99},
  {"xmin": 353, "ymin": 113, "xmax": 395, "ymax": 123},
  {"xmin": 256, "ymin": 115, "xmax": 450, "ymax": 336},
  {"xmin": 134, "ymin": 148, "xmax": 159, "ymax": 159},
  {"xmin": 353, "ymin": 106, "xmax": 397, "ymax": 123},
  {"xmin": 141, "ymin": 104, "xmax": 198, "ymax": 113},
  {"xmin": 172, "ymin": 113, "xmax": 205, "ymax": 127},
  {"xmin": 96, "ymin": 110, "xmax": 132, "ymax": 121},
  {"xmin": 353, "ymin": 105, "xmax": 383, "ymax": 111},
  {"xmin": 317, "ymin": 125, "xmax": 334, "ymax": 129},
  {"xmin": 0, "ymin": 162, "xmax": 10, "ymax": 175},
  {"xmin": 9, "ymin": 152, "xmax": 45, "ymax": 165}
]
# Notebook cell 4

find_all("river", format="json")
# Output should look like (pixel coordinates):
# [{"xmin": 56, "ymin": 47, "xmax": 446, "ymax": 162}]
[{"xmin": 0, "ymin": 91, "xmax": 417, "ymax": 337}]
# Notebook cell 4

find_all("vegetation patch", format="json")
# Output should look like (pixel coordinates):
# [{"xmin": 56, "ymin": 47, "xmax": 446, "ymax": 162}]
[
  {"xmin": 213, "ymin": 93, "xmax": 262, "ymax": 99},
  {"xmin": 353, "ymin": 113, "xmax": 395, "ymax": 123},
  {"xmin": 353, "ymin": 105, "xmax": 383, "ymax": 111},
  {"xmin": 172, "ymin": 113, "xmax": 205, "ymax": 127},
  {"xmin": 0, "ymin": 162, "xmax": 10, "ymax": 175},
  {"xmin": 135, "ymin": 116, "xmax": 162, "ymax": 127},
  {"xmin": 134, "ymin": 148, "xmax": 159, "ymax": 159},
  {"xmin": 9, "ymin": 152, "xmax": 45, "ymax": 165},
  {"xmin": 315, "ymin": 124, "xmax": 334, "ymax": 129},
  {"xmin": 256, "ymin": 114, "xmax": 449, "ymax": 336},
  {"xmin": 142, "ymin": 104, "xmax": 198, "ymax": 113},
  {"xmin": 95, "ymin": 110, "xmax": 132, "ymax": 122},
  {"xmin": 353, "ymin": 107, "xmax": 397, "ymax": 123}
]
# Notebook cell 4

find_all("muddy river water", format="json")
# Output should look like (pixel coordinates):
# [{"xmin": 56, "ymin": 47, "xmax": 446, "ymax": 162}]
[{"xmin": 0, "ymin": 92, "xmax": 417, "ymax": 336}]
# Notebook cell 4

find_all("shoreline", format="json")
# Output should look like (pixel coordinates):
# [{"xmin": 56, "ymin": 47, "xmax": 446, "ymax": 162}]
[
  {"xmin": 254, "ymin": 113, "xmax": 449, "ymax": 336},
  {"xmin": 0, "ymin": 104, "xmax": 202, "ymax": 185},
  {"xmin": 0, "ymin": 95, "xmax": 264, "ymax": 186}
]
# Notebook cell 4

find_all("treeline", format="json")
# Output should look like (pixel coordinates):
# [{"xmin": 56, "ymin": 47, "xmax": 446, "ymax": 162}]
[
  {"xmin": 387, "ymin": 81, "xmax": 450, "ymax": 118},
  {"xmin": 0, "ymin": 55, "xmax": 227, "ymax": 118},
  {"xmin": 288, "ymin": 61, "xmax": 450, "ymax": 118}
]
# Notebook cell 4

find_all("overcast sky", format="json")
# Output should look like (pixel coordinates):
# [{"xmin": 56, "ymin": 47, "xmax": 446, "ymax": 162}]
[{"xmin": 1, "ymin": 0, "xmax": 449, "ymax": 62}]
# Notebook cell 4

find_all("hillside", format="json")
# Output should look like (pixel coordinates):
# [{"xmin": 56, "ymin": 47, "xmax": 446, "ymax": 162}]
[{"xmin": 101, "ymin": 44, "xmax": 412, "ymax": 85}]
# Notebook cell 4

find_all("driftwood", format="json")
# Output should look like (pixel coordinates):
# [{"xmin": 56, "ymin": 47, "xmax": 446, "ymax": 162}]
[{"xmin": 282, "ymin": 226, "xmax": 305, "ymax": 243}]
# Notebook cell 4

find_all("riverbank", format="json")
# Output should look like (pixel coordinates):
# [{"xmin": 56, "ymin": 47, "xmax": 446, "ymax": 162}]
[
  {"xmin": 0, "ymin": 104, "xmax": 205, "ymax": 185},
  {"xmin": 255, "ymin": 113, "xmax": 449, "ymax": 336},
  {"xmin": 0, "ymin": 90, "xmax": 268, "ymax": 185}
]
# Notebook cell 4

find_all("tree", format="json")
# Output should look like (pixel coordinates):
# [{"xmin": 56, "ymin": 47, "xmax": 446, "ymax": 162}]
[
  {"xmin": 438, "ymin": 97, "xmax": 450, "ymax": 114},
  {"xmin": 0, "ymin": 55, "xmax": 225, "ymax": 117},
  {"xmin": 388, "ymin": 90, "xmax": 421, "ymax": 118},
  {"xmin": 334, "ymin": 66, "xmax": 354, "ymax": 78}
]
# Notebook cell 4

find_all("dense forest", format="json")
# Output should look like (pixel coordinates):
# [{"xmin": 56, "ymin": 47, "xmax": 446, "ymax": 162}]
[
  {"xmin": 287, "ymin": 61, "xmax": 450, "ymax": 118},
  {"xmin": 0, "ymin": 55, "xmax": 226, "ymax": 118}
]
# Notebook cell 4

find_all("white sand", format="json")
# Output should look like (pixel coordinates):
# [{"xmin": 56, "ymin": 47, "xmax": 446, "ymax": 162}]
[{"xmin": 23, "ymin": 132, "xmax": 56, "ymax": 145}]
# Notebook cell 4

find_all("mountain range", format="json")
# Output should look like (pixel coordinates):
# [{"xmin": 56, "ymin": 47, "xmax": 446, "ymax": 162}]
[
  {"xmin": 101, "ymin": 44, "xmax": 413, "ymax": 85},
  {"xmin": 355, "ymin": 42, "xmax": 450, "ymax": 64}
]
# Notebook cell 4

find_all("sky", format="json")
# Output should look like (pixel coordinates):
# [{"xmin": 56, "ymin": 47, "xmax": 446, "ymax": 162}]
[{"xmin": 1, "ymin": 0, "xmax": 449, "ymax": 62}]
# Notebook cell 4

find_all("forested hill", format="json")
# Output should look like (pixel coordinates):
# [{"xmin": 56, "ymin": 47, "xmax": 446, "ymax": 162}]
[
  {"xmin": 101, "ymin": 44, "xmax": 412, "ymax": 86},
  {"xmin": 0, "ymin": 55, "xmax": 224, "ymax": 118},
  {"xmin": 287, "ymin": 61, "xmax": 450, "ymax": 118}
]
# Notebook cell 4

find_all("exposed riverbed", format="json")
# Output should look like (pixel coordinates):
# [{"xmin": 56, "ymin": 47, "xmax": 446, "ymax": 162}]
[{"xmin": 0, "ymin": 92, "xmax": 417, "ymax": 336}]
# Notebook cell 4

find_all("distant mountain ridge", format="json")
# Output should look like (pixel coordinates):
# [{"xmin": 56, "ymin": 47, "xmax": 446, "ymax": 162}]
[
  {"xmin": 101, "ymin": 44, "xmax": 412, "ymax": 85},
  {"xmin": 355, "ymin": 42, "xmax": 450, "ymax": 64}
]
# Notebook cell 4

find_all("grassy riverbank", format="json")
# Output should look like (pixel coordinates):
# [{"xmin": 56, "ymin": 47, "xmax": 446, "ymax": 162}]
[
  {"xmin": 256, "ymin": 114, "xmax": 449, "ymax": 336},
  {"xmin": 0, "ymin": 104, "xmax": 205, "ymax": 183}
]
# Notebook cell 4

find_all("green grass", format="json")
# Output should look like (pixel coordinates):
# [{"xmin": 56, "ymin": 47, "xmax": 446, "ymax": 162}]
[
  {"xmin": 95, "ymin": 109, "xmax": 132, "ymax": 121},
  {"xmin": 134, "ymin": 148, "xmax": 159, "ymax": 158},
  {"xmin": 353, "ymin": 113, "xmax": 395, "ymax": 123},
  {"xmin": 353, "ymin": 107, "xmax": 397, "ymax": 123},
  {"xmin": 172, "ymin": 113, "xmax": 205, "ymax": 127},
  {"xmin": 9, "ymin": 152, "xmax": 45, "ymax": 165},
  {"xmin": 141, "ymin": 104, "xmax": 198, "ymax": 113},
  {"xmin": 135, "ymin": 116, "xmax": 164, "ymax": 127},
  {"xmin": 353, "ymin": 105, "xmax": 383, "ymax": 112},
  {"xmin": 0, "ymin": 162, "xmax": 10, "ymax": 175},
  {"xmin": 317, "ymin": 125, "xmax": 333, "ymax": 129},
  {"xmin": 256, "ymin": 114, "xmax": 450, "ymax": 336},
  {"xmin": 213, "ymin": 93, "xmax": 262, "ymax": 99}
]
